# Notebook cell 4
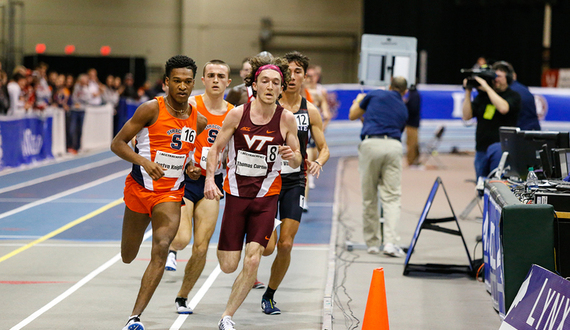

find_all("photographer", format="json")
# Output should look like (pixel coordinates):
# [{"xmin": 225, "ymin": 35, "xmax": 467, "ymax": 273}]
[{"xmin": 462, "ymin": 61, "xmax": 521, "ymax": 180}]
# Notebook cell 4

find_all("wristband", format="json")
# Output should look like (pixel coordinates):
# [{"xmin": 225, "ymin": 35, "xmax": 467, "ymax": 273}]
[{"xmin": 315, "ymin": 160, "xmax": 322, "ymax": 166}]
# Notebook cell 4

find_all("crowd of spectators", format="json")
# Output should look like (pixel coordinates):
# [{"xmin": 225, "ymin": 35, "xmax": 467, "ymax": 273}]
[{"xmin": 0, "ymin": 62, "xmax": 161, "ymax": 153}]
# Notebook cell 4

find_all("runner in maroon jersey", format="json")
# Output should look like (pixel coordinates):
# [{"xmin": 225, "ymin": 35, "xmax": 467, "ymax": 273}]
[{"xmin": 204, "ymin": 55, "xmax": 302, "ymax": 330}]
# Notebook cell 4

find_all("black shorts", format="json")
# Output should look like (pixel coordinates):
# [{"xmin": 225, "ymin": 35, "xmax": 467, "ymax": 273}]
[
  {"xmin": 278, "ymin": 185, "xmax": 305, "ymax": 222},
  {"xmin": 218, "ymin": 194, "xmax": 279, "ymax": 251},
  {"xmin": 183, "ymin": 173, "xmax": 223, "ymax": 204}
]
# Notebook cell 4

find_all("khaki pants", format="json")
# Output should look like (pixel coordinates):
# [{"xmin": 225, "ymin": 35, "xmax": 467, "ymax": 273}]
[
  {"xmin": 358, "ymin": 137, "xmax": 402, "ymax": 248},
  {"xmin": 406, "ymin": 126, "xmax": 420, "ymax": 165}
]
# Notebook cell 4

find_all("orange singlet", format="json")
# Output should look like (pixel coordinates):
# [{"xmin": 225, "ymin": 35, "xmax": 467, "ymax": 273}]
[
  {"xmin": 124, "ymin": 96, "xmax": 198, "ymax": 215},
  {"xmin": 192, "ymin": 94, "xmax": 234, "ymax": 176}
]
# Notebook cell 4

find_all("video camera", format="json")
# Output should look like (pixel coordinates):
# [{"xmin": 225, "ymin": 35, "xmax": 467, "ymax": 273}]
[{"xmin": 460, "ymin": 66, "xmax": 496, "ymax": 89}]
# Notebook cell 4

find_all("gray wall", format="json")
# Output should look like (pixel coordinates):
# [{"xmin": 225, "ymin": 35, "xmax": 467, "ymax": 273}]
[{"xmin": 8, "ymin": 0, "xmax": 362, "ymax": 83}]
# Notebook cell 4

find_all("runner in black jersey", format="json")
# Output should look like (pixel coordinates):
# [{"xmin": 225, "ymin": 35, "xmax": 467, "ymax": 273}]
[{"xmin": 260, "ymin": 51, "xmax": 330, "ymax": 315}]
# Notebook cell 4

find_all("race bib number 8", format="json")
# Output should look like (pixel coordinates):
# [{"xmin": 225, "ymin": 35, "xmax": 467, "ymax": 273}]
[
  {"xmin": 181, "ymin": 127, "xmax": 196, "ymax": 143},
  {"xmin": 236, "ymin": 150, "xmax": 268, "ymax": 177},
  {"xmin": 267, "ymin": 145, "xmax": 279, "ymax": 162}
]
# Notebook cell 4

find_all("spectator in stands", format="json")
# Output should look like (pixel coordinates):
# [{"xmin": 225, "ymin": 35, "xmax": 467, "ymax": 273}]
[
  {"xmin": 12, "ymin": 65, "xmax": 26, "ymax": 76},
  {"xmin": 87, "ymin": 68, "xmax": 103, "ymax": 106},
  {"xmin": 472, "ymin": 56, "xmax": 487, "ymax": 70},
  {"xmin": 53, "ymin": 74, "xmax": 71, "ymax": 150},
  {"xmin": 22, "ymin": 71, "xmax": 36, "ymax": 112},
  {"xmin": 121, "ymin": 73, "xmax": 138, "ymax": 99},
  {"xmin": 102, "ymin": 74, "xmax": 120, "ymax": 108},
  {"xmin": 7, "ymin": 73, "xmax": 27, "ymax": 116},
  {"xmin": 54, "ymin": 74, "xmax": 70, "ymax": 111},
  {"xmin": 114, "ymin": 75, "xmax": 123, "ymax": 92},
  {"xmin": 0, "ymin": 70, "xmax": 9, "ymax": 115},
  {"xmin": 48, "ymin": 70, "xmax": 58, "ymax": 92},
  {"xmin": 65, "ymin": 74, "xmax": 75, "ymax": 150},
  {"xmin": 34, "ymin": 63, "xmax": 52, "ymax": 111},
  {"xmin": 136, "ymin": 80, "xmax": 153, "ymax": 102},
  {"xmin": 68, "ymin": 74, "xmax": 90, "ymax": 154}
]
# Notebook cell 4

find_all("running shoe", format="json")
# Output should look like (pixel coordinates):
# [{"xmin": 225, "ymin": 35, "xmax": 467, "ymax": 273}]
[
  {"xmin": 253, "ymin": 279, "xmax": 265, "ymax": 289},
  {"xmin": 261, "ymin": 297, "xmax": 281, "ymax": 315},
  {"xmin": 383, "ymin": 242, "xmax": 405, "ymax": 258},
  {"xmin": 175, "ymin": 297, "xmax": 193, "ymax": 314},
  {"xmin": 122, "ymin": 316, "xmax": 144, "ymax": 330},
  {"xmin": 218, "ymin": 316, "xmax": 236, "ymax": 330},
  {"xmin": 165, "ymin": 250, "xmax": 177, "ymax": 271}
]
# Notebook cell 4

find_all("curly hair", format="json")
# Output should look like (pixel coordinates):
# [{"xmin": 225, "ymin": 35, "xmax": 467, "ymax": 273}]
[
  {"xmin": 244, "ymin": 56, "xmax": 291, "ymax": 98},
  {"xmin": 284, "ymin": 51, "xmax": 310, "ymax": 74},
  {"xmin": 165, "ymin": 55, "xmax": 197, "ymax": 79}
]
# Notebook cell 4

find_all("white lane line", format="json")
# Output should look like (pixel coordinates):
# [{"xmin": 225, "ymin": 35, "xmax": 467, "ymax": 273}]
[
  {"xmin": 0, "ymin": 157, "xmax": 124, "ymax": 194},
  {"xmin": 322, "ymin": 157, "xmax": 344, "ymax": 330},
  {"xmin": 8, "ymin": 229, "xmax": 153, "ymax": 330},
  {"xmin": 0, "ymin": 198, "xmax": 119, "ymax": 203},
  {"xmin": 0, "ymin": 169, "xmax": 130, "ymax": 220},
  {"xmin": 169, "ymin": 265, "xmax": 222, "ymax": 330}
]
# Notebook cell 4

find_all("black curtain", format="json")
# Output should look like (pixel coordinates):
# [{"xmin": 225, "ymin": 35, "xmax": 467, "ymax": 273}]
[{"xmin": 364, "ymin": 0, "xmax": 558, "ymax": 87}]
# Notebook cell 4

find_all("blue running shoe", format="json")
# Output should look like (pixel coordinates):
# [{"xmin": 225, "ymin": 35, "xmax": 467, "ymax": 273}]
[
  {"xmin": 122, "ymin": 316, "xmax": 144, "ymax": 330},
  {"xmin": 261, "ymin": 297, "xmax": 281, "ymax": 315}
]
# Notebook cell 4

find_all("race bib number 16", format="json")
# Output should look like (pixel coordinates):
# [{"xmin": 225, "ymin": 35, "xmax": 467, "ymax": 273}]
[{"xmin": 181, "ymin": 127, "xmax": 196, "ymax": 143}]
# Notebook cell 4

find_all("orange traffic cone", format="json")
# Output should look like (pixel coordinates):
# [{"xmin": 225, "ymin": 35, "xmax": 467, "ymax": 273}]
[{"xmin": 362, "ymin": 267, "xmax": 389, "ymax": 329}]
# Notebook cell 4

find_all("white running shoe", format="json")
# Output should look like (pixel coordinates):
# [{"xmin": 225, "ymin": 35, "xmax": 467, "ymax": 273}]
[
  {"xmin": 122, "ymin": 316, "xmax": 144, "ymax": 330},
  {"xmin": 308, "ymin": 174, "xmax": 316, "ymax": 189},
  {"xmin": 383, "ymin": 243, "xmax": 405, "ymax": 257},
  {"xmin": 175, "ymin": 297, "xmax": 193, "ymax": 314},
  {"xmin": 218, "ymin": 316, "xmax": 236, "ymax": 330},
  {"xmin": 367, "ymin": 246, "xmax": 380, "ymax": 254},
  {"xmin": 165, "ymin": 250, "xmax": 177, "ymax": 271}
]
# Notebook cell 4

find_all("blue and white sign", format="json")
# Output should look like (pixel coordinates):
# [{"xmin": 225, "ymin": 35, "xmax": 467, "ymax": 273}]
[
  {"xmin": 326, "ymin": 84, "xmax": 570, "ymax": 122},
  {"xmin": 500, "ymin": 265, "xmax": 570, "ymax": 330},
  {"xmin": 0, "ymin": 116, "xmax": 53, "ymax": 169}
]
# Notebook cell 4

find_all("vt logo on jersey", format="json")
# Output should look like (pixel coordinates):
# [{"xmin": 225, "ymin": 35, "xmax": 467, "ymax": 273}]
[{"xmin": 244, "ymin": 134, "xmax": 274, "ymax": 151}]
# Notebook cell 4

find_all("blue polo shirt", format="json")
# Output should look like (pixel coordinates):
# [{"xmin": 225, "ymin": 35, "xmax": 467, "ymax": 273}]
[
  {"xmin": 510, "ymin": 81, "xmax": 541, "ymax": 131},
  {"xmin": 359, "ymin": 89, "xmax": 408, "ymax": 140}
]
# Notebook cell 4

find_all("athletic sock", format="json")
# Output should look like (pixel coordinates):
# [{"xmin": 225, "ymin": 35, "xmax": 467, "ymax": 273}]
[
  {"xmin": 263, "ymin": 287, "xmax": 276, "ymax": 300},
  {"xmin": 169, "ymin": 250, "xmax": 177, "ymax": 257}
]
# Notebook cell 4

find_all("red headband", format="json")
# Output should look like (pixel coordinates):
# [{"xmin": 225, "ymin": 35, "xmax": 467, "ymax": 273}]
[{"xmin": 254, "ymin": 64, "xmax": 283, "ymax": 82}]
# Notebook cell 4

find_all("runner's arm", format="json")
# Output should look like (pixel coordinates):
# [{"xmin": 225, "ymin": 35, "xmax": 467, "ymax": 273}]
[
  {"xmin": 204, "ymin": 106, "xmax": 242, "ymax": 200},
  {"xmin": 307, "ymin": 102, "xmax": 330, "ymax": 178},
  {"xmin": 111, "ymin": 100, "xmax": 165, "ymax": 181},
  {"xmin": 280, "ymin": 110, "xmax": 302, "ymax": 169}
]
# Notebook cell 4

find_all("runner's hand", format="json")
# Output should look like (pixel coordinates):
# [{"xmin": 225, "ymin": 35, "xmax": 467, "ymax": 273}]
[
  {"xmin": 278, "ymin": 145, "xmax": 294, "ymax": 160},
  {"xmin": 143, "ymin": 161, "xmax": 165, "ymax": 181},
  {"xmin": 306, "ymin": 160, "xmax": 323, "ymax": 178},
  {"xmin": 204, "ymin": 177, "xmax": 223, "ymax": 201},
  {"xmin": 185, "ymin": 164, "xmax": 201, "ymax": 180}
]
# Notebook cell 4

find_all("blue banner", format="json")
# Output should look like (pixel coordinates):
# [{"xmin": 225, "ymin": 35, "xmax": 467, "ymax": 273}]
[
  {"xmin": 326, "ymin": 84, "xmax": 570, "ymax": 122},
  {"xmin": 0, "ymin": 116, "xmax": 53, "ymax": 169},
  {"xmin": 483, "ymin": 192, "xmax": 506, "ymax": 316},
  {"xmin": 500, "ymin": 265, "xmax": 570, "ymax": 329}
]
